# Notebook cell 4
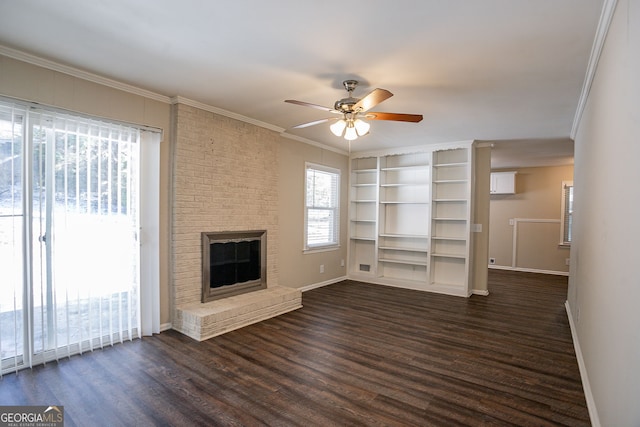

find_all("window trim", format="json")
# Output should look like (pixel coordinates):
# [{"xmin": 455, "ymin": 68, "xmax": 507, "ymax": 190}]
[
  {"xmin": 303, "ymin": 162, "xmax": 341, "ymax": 252},
  {"xmin": 560, "ymin": 180, "xmax": 573, "ymax": 246}
]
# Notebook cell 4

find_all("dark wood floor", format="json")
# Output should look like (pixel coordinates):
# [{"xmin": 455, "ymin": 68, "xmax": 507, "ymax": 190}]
[{"xmin": 0, "ymin": 270, "xmax": 589, "ymax": 426}]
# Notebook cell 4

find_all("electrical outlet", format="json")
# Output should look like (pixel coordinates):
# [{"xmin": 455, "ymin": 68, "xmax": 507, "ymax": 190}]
[
  {"xmin": 320, "ymin": 264, "xmax": 324, "ymax": 273},
  {"xmin": 341, "ymin": 259, "xmax": 345, "ymax": 267},
  {"xmin": 509, "ymin": 218, "xmax": 515, "ymax": 226},
  {"xmin": 565, "ymin": 258, "xmax": 570, "ymax": 266}
]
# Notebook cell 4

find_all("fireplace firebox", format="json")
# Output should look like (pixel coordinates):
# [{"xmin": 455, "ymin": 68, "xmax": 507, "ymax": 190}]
[{"xmin": 202, "ymin": 230, "xmax": 267, "ymax": 303}]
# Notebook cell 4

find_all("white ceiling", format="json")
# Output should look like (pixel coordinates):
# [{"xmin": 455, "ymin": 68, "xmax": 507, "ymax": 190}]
[{"xmin": 0, "ymin": 0, "xmax": 602, "ymax": 166}]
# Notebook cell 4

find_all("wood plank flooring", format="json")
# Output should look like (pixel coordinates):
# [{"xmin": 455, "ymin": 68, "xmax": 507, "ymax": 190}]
[{"xmin": 0, "ymin": 270, "xmax": 589, "ymax": 426}]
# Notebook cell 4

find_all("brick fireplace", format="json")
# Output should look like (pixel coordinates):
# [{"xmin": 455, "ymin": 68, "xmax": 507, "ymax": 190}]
[{"xmin": 170, "ymin": 103, "xmax": 301, "ymax": 341}]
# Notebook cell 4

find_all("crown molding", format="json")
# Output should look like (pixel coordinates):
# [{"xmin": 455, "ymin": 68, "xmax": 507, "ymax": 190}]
[
  {"xmin": 570, "ymin": 0, "xmax": 618, "ymax": 139},
  {"xmin": 171, "ymin": 96, "xmax": 284, "ymax": 133},
  {"xmin": 279, "ymin": 132, "xmax": 349, "ymax": 156},
  {"xmin": 172, "ymin": 96, "xmax": 349, "ymax": 155},
  {"xmin": 0, "ymin": 44, "xmax": 172, "ymax": 104}
]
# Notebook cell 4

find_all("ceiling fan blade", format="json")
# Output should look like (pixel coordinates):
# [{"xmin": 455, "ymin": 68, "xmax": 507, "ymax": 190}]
[
  {"xmin": 365, "ymin": 112, "xmax": 423, "ymax": 123},
  {"xmin": 285, "ymin": 100, "xmax": 341, "ymax": 114},
  {"xmin": 353, "ymin": 88, "xmax": 393, "ymax": 113},
  {"xmin": 290, "ymin": 118, "xmax": 335, "ymax": 129}
]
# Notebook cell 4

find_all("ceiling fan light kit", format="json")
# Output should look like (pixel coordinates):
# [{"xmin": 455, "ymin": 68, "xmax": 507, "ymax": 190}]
[
  {"xmin": 330, "ymin": 116, "xmax": 370, "ymax": 139},
  {"xmin": 286, "ymin": 80, "xmax": 423, "ymax": 142}
]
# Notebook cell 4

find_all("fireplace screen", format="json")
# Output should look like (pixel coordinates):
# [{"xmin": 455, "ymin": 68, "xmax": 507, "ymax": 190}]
[{"xmin": 202, "ymin": 230, "xmax": 267, "ymax": 302}]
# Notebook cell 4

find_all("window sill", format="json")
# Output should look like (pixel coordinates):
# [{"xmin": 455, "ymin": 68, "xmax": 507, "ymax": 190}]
[{"xmin": 303, "ymin": 245, "xmax": 340, "ymax": 254}]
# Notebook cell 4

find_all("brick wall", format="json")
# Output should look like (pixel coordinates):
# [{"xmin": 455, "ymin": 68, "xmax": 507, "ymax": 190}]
[{"xmin": 172, "ymin": 103, "xmax": 279, "ymax": 308}]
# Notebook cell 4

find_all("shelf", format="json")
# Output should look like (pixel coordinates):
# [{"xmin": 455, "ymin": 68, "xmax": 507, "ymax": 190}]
[
  {"xmin": 352, "ymin": 183, "xmax": 377, "ymax": 187},
  {"xmin": 350, "ymin": 219, "xmax": 376, "ymax": 223},
  {"xmin": 381, "ymin": 165, "xmax": 429, "ymax": 172},
  {"xmin": 433, "ymin": 162, "xmax": 467, "ymax": 168},
  {"xmin": 350, "ymin": 236, "xmax": 376, "ymax": 241},
  {"xmin": 432, "ymin": 217, "xmax": 467, "ymax": 221},
  {"xmin": 431, "ymin": 253, "xmax": 466, "ymax": 259},
  {"xmin": 352, "ymin": 199, "xmax": 377, "ymax": 203},
  {"xmin": 353, "ymin": 168, "xmax": 377, "ymax": 173},
  {"xmin": 433, "ymin": 198, "xmax": 467, "ymax": 202},
  {"xmin": 433, "ymin": 179, "xmax": 468, "ymax": 184},
  {"xmin": 379, "ymin": 246, "xmax": 428, "ymax": 253},
  {"xmin": 380, "ymin": 200, "xmax": 429, "ymax": 204},
  {"xmin": 380, "ymin": 183, "xmax": 428, "ymax": 187},
  {"xmin": 379, "ymin": 258, "xmax": 428, "ymax": 266},
  {"xmin": 379, "ymin": 233, "xmax": 429, "ymax": 239},
  {"xmin": 431, "ymin": 236, "xmax": 466, "ymax": 241}
]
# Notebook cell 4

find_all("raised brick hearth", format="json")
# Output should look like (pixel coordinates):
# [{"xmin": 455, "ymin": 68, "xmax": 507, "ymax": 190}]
[{"xmin": 173, "ymin": 286, "xmax": 301, "ymax": 341}]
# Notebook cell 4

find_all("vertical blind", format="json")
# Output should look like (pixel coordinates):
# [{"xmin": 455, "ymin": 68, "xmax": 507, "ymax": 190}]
[{"xmin": 0, "ymin": 99, "xmax": 158, "ymax": 375}]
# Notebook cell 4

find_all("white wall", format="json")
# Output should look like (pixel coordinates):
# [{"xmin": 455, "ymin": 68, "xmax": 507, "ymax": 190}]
[{"xmin": 568, "ymin": 0, "xmax": 640, "ymax": 425}]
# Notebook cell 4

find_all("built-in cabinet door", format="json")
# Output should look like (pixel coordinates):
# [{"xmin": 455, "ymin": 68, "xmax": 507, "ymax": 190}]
[{"xmin": 490, "ymin": 171, "xmax": 516, "ymax": 194}]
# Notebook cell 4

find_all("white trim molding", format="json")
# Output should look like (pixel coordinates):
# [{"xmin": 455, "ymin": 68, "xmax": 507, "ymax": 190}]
[
  {"xmin": 488, "ymin": 264, "xmax": 569, "ymax": 277},
  {"xmin": 570, "ymin": 0, "xmax": 619, "ymax": 139},
  {"xmin": 0, "ymin": 44, "xmax": 172, "ymax": 103},
  {"xmin": 171, "ymin": 95, "xmax": 284, "ymax": 133},
  {"xmin": 281, "ymin": 132, "xmax": 350, "ymax": 156},
  {"xmin": 299, "ymin": 276, "xmax": 348, "ymax": 293},
  {"xmin": 565, "ymin": 301, "xmax": 601, "ymax": 427}
]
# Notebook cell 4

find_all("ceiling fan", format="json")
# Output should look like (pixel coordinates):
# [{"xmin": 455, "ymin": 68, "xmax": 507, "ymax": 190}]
[{"xmin": 285, "ymin": 80, "xmax": 423, "ymax": 141}]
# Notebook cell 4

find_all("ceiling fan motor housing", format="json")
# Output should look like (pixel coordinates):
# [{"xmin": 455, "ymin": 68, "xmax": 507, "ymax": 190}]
[
  {"xmin": 334, "ymin": 97, "xmax": 358, "ymax": 113},
  {"xmin": 335, "ymin": 80, "xmax": 361, "ymax": 113}
]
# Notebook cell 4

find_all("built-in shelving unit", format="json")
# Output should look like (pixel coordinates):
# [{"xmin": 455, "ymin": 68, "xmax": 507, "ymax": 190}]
[
  {"xmin": 348, "ymin": 142, "xmax": 474, "ymax": 297},
  {"xmin": 349, "ymin": 157, "xmax": 378, "ymax": 276},
  {"xmin": 377, "ymin": 152, "xmax": 430, "ymax": 285},
  {"xmin": 430, "ymin": 147, "xmax": 472, "ymax": 296}
]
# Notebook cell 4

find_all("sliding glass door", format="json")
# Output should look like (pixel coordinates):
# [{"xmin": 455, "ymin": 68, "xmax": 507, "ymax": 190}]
[{"xmin": 0, "ymin": 102, "xmax": 141, "ymax": 374}]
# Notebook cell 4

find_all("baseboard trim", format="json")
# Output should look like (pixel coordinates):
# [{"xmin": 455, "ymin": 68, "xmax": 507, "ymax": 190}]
[
  {"xmin": 299, "ymin": 276, "xmax": 348, "ymax": 293},
  {"xmin": 488, "ymin": 264, "xmax": 569, "ymax": 276},
  {"xmin": 159, "ymin": 323, "xmax": 172, "ymax": 332},
  {"xmin": 472, "ymin": 289, "xmax": 490, "ymax": 296},
  {"xmin": 565, "ymin": 301, "xmax": 601, "ymax": 427}
]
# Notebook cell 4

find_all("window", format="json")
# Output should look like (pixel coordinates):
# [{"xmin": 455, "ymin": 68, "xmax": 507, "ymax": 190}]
[
  {"xmin": 560, "ymin": 181, "xmax": 574, "ymax": 245},
  {"xmin": 305, "ymin": 163, "xmax": 340, "ymax": 250}
]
